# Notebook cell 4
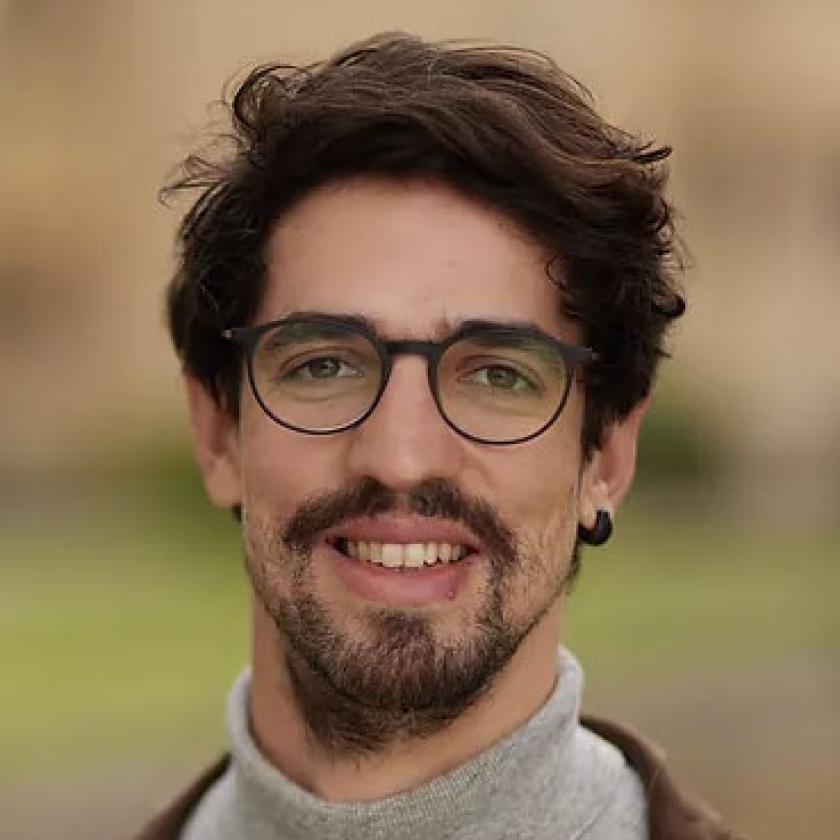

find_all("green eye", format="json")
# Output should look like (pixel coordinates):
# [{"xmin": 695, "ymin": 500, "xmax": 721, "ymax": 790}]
[
  {"xmin": 468, "ymin": 365, "xmax": 535, "ymax": 392},
  {"xmin": 286, "ymin": 357, "xmax": 362, "ymax": 381}
]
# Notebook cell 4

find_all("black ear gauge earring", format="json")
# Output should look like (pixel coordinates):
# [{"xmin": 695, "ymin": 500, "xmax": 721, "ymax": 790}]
[{"xmin": 577, "ymin": 509, "xmax": 613, "ymax": 547}]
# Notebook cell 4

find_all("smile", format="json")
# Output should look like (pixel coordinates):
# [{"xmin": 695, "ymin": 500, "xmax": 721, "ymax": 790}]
[{"xmin": 329, "ymin": 538, "xmax": 472, "ymax": 569}]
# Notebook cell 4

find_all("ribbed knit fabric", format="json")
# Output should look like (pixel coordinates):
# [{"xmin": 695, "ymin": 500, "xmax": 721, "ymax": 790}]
[{"xmin": 181, "ymin": 648, "xmax": 647, "ymax": 840}]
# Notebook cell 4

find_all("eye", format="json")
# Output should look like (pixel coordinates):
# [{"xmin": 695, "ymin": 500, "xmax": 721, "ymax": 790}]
[
  {"xmin": 285, "ymin": 356, "xmax": 362, "ymax": 381},
  {"xmin": 467, "ymin": 364, "xmax": 535, "ymax": 392}
]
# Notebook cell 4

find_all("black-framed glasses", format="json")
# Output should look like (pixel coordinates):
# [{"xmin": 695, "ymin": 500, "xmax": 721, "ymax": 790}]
[{"xmin": 222, "ymin": 314, "xmax": 597, "ymax": 445}]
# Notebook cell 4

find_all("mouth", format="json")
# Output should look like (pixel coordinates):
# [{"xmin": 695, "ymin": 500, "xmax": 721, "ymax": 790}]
[
  {"xmin": 321, "ymin": 517, "xmax": 482, "ymax": 606},
  {"xmin": 327, "ymin": 536, "xmax": 476, "ymax": 570}
]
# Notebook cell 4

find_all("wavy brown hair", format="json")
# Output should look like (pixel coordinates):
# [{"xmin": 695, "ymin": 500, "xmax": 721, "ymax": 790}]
[{"xmin": 163, "ymin": 32, "xmax": 684, "ymax": 454}]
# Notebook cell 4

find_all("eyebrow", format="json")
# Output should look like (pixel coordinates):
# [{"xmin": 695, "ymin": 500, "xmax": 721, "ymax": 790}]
[{"xmin": 277, "ymin": 310, "xmax": 564, "ymax": 344}]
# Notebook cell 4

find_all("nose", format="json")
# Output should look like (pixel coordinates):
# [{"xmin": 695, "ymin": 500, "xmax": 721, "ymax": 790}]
[{"xmin": 343, "ymin": 355, "xmax": 465, "ymax": 491}]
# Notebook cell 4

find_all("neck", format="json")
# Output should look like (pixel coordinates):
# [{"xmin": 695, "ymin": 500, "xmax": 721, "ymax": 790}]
[{"xmin": 248, "ymin": 597, "xmax": 565, "ymax": 802}]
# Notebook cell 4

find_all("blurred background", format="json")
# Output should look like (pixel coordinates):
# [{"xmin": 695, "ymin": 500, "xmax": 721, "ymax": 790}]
[{"xmin": 1, "ymin": 1, "xmax": 838, "ymax": 838}]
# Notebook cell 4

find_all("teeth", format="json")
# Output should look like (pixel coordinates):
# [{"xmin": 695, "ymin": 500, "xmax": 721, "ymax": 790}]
[
  {"xmin": 404, "ymin": 543, "xmax": 426, "ymax": 568},
  {"xmin": 381, "ymin": 544, "xmax": 402, "ymax": 568},
  {"xmin": 339, "ymin": 540, "xmax": 469, "ymax": 569}
]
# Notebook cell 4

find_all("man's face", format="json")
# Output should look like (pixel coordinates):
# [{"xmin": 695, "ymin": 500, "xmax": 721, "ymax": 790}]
[{"xmin": 203, "ymin": 177, "xmax": 603, "ymax": 749}]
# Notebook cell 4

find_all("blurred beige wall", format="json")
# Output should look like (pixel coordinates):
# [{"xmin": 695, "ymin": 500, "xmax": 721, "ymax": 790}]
[{"xmin": 2, "ymin": 0, "xmax": 839, "ymax": 519}]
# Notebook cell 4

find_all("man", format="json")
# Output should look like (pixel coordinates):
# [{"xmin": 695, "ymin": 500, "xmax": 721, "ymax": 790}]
[{"xmin": 136, "ymin": 33, "xmax": 742, "ymax": 840}]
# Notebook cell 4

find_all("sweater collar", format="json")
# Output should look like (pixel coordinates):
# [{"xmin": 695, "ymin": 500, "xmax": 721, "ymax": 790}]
[{"xmin": 223, "ymin": 647, "xmax": 620, "ymax": 839}]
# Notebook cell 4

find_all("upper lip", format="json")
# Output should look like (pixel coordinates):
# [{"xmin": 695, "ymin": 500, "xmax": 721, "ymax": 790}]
[{"xmin": 323, "ymin": 515, "xmax": 483, "ymax": 552}]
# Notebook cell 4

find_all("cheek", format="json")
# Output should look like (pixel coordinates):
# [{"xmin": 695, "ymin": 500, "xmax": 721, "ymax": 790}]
[
  {"xmin": 509, "ymin": 466, "xmax": 578, "ymax": 574},
  {"xmin": 238, "ymin": 414, "xmax": 346, "ymax": 605},
  {"xmin": 237, "ymin": 406, "xmax": 341, "ymax": 523},
  {"xmin": 494, "ymin": 418, "xmax": 582, "ymax": 540},
  {"xmin": 492, "ymin": 442, "xmax": 580, "ymax": 624}
]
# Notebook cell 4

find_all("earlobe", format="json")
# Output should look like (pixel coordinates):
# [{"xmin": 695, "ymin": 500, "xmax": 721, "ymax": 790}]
[
  {"xmin": 183, "ymin": 375, "xmax": 242, "ymax": 509},
  {"xmin": 578, "ymin": 397, "xmax": 649, "ymax": 530},
  {"xmin": 577, "ymin": 509, "xmax": 613, "ymax": 546}
]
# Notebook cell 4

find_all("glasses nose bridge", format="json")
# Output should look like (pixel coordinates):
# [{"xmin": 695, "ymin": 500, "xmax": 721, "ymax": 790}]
[{"xmin": 382, "ymin": 338, "xmax": 441, "ymax": 388}]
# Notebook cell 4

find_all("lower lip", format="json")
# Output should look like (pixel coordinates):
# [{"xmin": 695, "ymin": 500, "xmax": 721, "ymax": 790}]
[{"xmin": 324, "ymin": 542, "xmax": 476, "ymax": 607}]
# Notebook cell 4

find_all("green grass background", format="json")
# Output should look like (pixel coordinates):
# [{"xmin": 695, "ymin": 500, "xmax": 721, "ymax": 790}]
[{"xmin": 4, "ymin": 496, "xmax": 837, "ymax": 786}]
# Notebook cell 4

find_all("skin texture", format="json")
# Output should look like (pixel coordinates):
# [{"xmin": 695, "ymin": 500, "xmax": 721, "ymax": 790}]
[{"xmin": 185, "ymin": 176, "xmax": 646, "ymax": 802}]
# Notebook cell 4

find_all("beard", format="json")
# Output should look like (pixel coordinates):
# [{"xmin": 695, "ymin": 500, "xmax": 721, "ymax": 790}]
[{"xmin": 244, "ymin": 476, "xmax": 572, "ymax": 757}]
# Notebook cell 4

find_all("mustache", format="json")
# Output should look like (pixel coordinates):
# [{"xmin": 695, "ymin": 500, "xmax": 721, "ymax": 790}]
[{"xmin": 282, "ymin": 476, "xmax": 517, "ymax": 564}]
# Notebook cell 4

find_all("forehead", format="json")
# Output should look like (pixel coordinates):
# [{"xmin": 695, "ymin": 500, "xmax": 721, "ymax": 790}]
[{"xmin": 259, "ymin": 177, "xmax": 571, "ymax": 340}]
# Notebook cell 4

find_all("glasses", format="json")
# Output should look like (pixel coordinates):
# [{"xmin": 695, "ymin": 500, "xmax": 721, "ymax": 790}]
[{"xmin": 222, "ymin": 314, "xmax": 597, "ymax": 445}]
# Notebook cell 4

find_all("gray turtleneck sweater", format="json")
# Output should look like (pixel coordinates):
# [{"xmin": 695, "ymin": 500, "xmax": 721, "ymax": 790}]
[{"xmin": 181, "ymin": 648, "xmax": 647, "ymax": 839}]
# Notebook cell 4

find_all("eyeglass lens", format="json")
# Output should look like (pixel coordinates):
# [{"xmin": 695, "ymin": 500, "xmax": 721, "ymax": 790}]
[
  {"xmin": 437, "ymin": 330, "xmax": 569, "ymax": 441},
  {"xmin": 249, "ymin": 321, "xmax": 570, "ymax": 441}
]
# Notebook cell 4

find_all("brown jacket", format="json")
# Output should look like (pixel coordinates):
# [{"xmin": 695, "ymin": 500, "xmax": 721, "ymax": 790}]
[{"xmin": 132, "ymin": 715, "xmax": 746, "ymax": 840}]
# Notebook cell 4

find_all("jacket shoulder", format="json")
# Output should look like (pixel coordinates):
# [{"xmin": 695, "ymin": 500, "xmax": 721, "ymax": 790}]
[
  {"xmin": 129, "ymin": 755, "xmax": 229, "ymax": 840},
  {"xmin": 581, "ymin": 714, "xmax": 748, "ymax": 840}
]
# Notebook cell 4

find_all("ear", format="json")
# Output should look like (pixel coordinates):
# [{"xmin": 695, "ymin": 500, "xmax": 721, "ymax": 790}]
[
  {"xmin": 183, "ymin": 374, "xmax": 242, "ymax": 509},
  {"xmin": 578, "ymin": 396, "xmax": 650, "ymax": 530}
]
